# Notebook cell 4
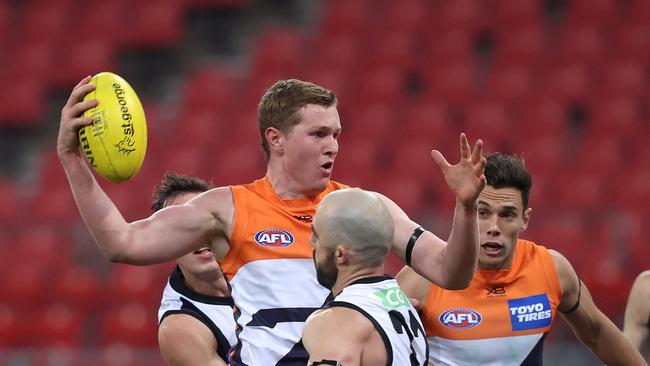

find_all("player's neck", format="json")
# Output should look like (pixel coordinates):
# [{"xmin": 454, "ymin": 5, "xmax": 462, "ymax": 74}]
[
  {"xmin": 183, "ymin": 270, "xmax": 230, "ymax": 297},
  {"xmin": 266, "ymin": 161, "xmax": 321, "ymax": 199},
  {"xmin": 332, "ymin": 265, "xmax": 385, "ymax": 296}
]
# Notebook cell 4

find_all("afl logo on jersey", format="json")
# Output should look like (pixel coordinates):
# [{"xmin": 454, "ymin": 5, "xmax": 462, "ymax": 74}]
[
  {"xmin": 254, "ymin": 229, "xmax": 295, "ymax": 247},
  {"xmin": 439, "ymin": 308, "xmax": 482, "ymax": 329}
]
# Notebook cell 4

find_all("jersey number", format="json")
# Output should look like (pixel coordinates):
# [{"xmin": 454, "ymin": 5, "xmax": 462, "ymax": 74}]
[{"xmin": 389, "ymin": 309, "xmax": 426, "ymax": 366}]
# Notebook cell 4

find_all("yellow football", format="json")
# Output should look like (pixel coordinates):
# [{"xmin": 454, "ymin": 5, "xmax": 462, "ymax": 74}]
[{"xmin": 78, "ymin": 72, "xmax": 147, "ymax": 183}]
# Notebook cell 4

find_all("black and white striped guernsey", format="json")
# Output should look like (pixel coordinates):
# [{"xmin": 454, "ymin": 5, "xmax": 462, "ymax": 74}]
[
  {"xmin": 158, "ymin": 266, "xmax": 237, "ymax": 360},
  {"xmin": 325, "ymin": 275, "xmax": 429, "ymax": 366}
]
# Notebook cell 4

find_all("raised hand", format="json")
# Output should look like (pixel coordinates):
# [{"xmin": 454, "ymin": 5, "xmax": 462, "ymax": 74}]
[
  {"xmin": 57, "ymin": 76, "xmax": 98, "ymax": 158},
  {"xmin": 431, "ymin": 133, "xmax": 486, "ymax": 208}
]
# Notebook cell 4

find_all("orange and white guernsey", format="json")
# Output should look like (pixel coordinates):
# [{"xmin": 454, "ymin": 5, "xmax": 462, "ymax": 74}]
[
  {"xmin": 220, "ymin": 177, "xmax": 347, "ymax": 366},
  {"xmin": 423, "ymin": 240, "xmax": 562, "ymax": 366}
]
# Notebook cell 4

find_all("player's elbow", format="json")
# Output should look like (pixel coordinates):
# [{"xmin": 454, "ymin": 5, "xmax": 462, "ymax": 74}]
[
  {"xmin": 438, "ymin": 268, "xmax": 473, "ymax": 290},
  {"xmin": 442, "ymin": 277, "xmax": 472, "ymax": 290}
]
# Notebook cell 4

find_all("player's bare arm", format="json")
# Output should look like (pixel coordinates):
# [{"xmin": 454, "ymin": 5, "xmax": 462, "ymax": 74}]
[
  {"xmin": 378, "ymin": 133, "xmax": 486, "ymax": 289},
  {"xmin": 396, "ymin": 266, "xmax": 431, "ymax": 308},
  {"xmin": 550, "ymin": 250, "xmax": 647, "ymax": 365},
  {"xmin": 304, "ymin": 307, "xmax": 384, "ymax": 366},
  {"xmin": 58, "ymin": 77, "xmax": 233, "ymax": 265},
  {"xmin": 624, "ymin": 270, "xmax": 650, "ymax": 354},
  {"xmin": 158, "ymin": 314, "xmax": 227, "ymax": 366}
]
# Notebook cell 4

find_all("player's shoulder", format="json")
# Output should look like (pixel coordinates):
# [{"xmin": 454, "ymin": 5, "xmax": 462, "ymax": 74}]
[
  {"xmin": 306, "ymin": 306, "xmax": 374, "ymax": 337},
  {"xmin": 632, "ymin": 270, "xmax": 650, "ymax": 291},
  {"xmin": 635, "ymin": 269, "xmax": 650, "ymax": 282},
  {"xmin": 545, "ymin": 248, "xmax": 574, "ymax": 275},
  {"xmin": 159, "ymin": 313, "xmax": 215, "ymax": 342}
]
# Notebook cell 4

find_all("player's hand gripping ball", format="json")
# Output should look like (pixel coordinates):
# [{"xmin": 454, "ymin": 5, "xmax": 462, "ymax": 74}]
[{"xmin": 78, "ymin": 72, "xmax": 147, "ymax": 183}]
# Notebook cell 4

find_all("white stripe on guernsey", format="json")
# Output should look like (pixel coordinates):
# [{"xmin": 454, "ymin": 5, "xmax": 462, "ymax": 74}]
[
  {"xmin": 229, "ymin": 258, "xmax": 330, "ymax": 365},
  {"xmin": 428, "ymin": 333, "xmax": 544, "ymax": 366}
]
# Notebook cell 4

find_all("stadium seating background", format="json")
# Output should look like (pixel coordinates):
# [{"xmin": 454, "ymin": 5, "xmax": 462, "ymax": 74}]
[{"xmin": 0, "ymin": 0, "xmax": 648, "ymax": 364}]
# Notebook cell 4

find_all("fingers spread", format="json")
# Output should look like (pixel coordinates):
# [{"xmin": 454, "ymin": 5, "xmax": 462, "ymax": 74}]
[
  {"xmin": 431, "ymin": 150, "xmax": 450, "ymax": 171},
  {"xmin": 459, "ymin": 133, "xmax": 471, "ymax": 160},
  {"xmin": 475, "ymin": 156, "xmax": 487, "ymax": 176},
  {"xmin": 471, "ymin": 139, "xmax": 483, "ymax": 164}
]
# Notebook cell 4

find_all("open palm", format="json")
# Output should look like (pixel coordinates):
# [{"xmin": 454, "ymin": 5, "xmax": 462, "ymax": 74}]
[{"xmin": 431, "ymin": 133, "xmax": 486, "ymax": 208}]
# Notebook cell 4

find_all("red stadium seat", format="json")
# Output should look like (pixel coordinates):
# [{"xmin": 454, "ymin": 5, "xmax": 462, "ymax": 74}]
[
  {"xmin": 0, "ymin": 178, "xmax": 17, "ymax": 221},
  {"xmin": 320, "ymin": 0, "xmax": 372, "ymax": 37},
  {"xmin": 3, "ymin": 39, "xmax": 56, "ymax": 81},
  {"xmin": 34, "ymin": 303, "xmax": 85, "ymax": 347},
  {"xmin": 494, "ymin": 23, "xmax": 546, "ymax": 66},
  {"xmin": 20, "ymin": 0, "xmax": 72, "ymax": 44},
  {"xmin": 332, "ymin": 140, "xmax": 381, "ymax": 187},
  {"xmin": 184, "ymin": 0, "xmax": 253, "ymax": 10},
  {"xmin": 627, "ymin": 214, "xmax": 650, "ymax": 273},
  {"xmin": 425, "ymin": 29, "xmax": 473, "ymax": 66},
  {"xmin": 383, "ymin": 0, "xmax": 429, "ymax": 32},
  {"xmin": 543, "ymin": 63, "xmax": 594, "ymax": 102},
  {"xmin": 565, "ymin": 0, "xmax": 619, "ymax": 25},
  {"xmin": 615, "ymin": 169, "xmax": 650, "ymax": 215},
  {"xmin": 365, "ymin": 28, "xmax": 416, "ymax": 70},
  {"xmin": 515, "ymin": 97, "xmax": 567, "ymax": 140},
  {"xmin": 614, "ymin": 22, "xmax": 650, "ymax": 61},
  {"xmin": 600, "ymin": 60, "xmax": 647, "ymax": 96},
  {"xmin": 99, "ymin": 302, "xmax": 159, "ymax": 347},
  {"xmin": 464, "ymin": 101, "xmax": 514, "ymax": 151},
  {"xmin": 585, "ymin": 95, "xmax": 639, "ymax": 140},
  {"xmin": 13, "ymin": 225, "xmax": 72, "ymax": 271},
  {"xmin": 0, "ymin": 267, "xmax": 50, "ymax": 307},
  {"xmin": 0, "ymin": 75, "xmax": 46, "ymax": 124},
  {"xmin": 0, "ymin": 305, "xmax": 32, "ymax": 348},
  {"xmin": 51, "ymin": 37, "xmax": 117, "ymax": 87},
  {"xmin": 250, "ymin": 27, "xmax": 305, "ymax": 77},
  {"xmin": 106, "ymin": 265, "xmax": 164, "ymax": 311},
  {"xmin": 181, "ymin": 67, "xmax": 237, "ymax": 115},
  {"xmin": 356, "ymin": 66, "xmax": 406, "ymax": 104},
  {"xmin": 421, "ymin": 61, "xmax": 474, "ymax": 103},
  {"xmin": 555, "ymin": 25, "xmax": 607, "ymax": 63},
  {"xmin": 310, "ymin": 32, "xmax": 363, "ymax": 74},
  {"xmin": 121, "ymin": 0, "xmax": 184, "ymax": 48},
  {"xmin": 485, "ymin": 64, "xmax": 538, "ymax": 101},
  {"xmin": 51, "ymin": 266, "xmax": 104, "ymax": 313},
  {"xmin": 432, "ymin": 0, "xmax": 486, "ymax": 30},
  {"xmin": 493, "ymin": 0, "xmax": 540, "ymax": 25}
]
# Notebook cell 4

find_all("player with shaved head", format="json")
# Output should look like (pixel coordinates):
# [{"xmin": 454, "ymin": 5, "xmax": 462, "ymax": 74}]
[{"xmin": 303, "ymin": 189, "xmax": 428, "ymax": 366}]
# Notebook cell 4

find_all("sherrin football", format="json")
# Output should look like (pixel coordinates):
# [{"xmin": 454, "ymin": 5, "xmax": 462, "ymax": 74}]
[{"xmin": 79, "ymin": 72, "xmax": 147, "ymax": 183}]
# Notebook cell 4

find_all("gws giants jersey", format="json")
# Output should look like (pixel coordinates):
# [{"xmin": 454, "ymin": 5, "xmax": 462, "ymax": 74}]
[
  {"xmin": 326, "ymin": 276, "xmax": 429, "ymax": 366},
  {"xmin": 158, "ymin": 266, "xmax": 237, "ymax": 361},
  {"xmin": 423, "ymin": 240, "xmax": 562, "ymax": 366},
  {"xmin": 221, "ymin": 177, "xmax": 347, "ymax": 365}
]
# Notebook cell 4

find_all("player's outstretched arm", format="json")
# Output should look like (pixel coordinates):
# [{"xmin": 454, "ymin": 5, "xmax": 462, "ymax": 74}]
[
  {"xmin": 158, "ymin": 314, "xmax": 227, "ymax": 366},
  {"xmin": 551, "ymin": 250, "xmax": 647, "ymax": 366},
  {"xmin": 58, "ymin": 77, "xmax": 230, "ymax": 265},
  {"xmin": 379, "ymin": 133, "xmax": 485, "ymax": 289},
  {"xmin": 624, "ymin": 270, "xmax": 650, "ymax": 354}
]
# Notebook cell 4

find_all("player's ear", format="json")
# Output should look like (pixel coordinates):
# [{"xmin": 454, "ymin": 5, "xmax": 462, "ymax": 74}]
[
  {"xmin": 265, "ymin": 127, "xmax": 283, "ymax": 155},
  {"xmin": 334, "ymin": 246, "xmax": 348, "ymax": 265},
  {"xmin": 521, "ymin": 207, "xmax": 533, "ymax": 231}
]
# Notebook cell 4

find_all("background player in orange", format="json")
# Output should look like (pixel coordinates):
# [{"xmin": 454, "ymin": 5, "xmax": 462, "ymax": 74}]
[
  {"xmin": 152, "ymin": 172, "xmax": 236, "ymax": 366},
  {"xmin": 624, "ymin": 270, "xmax": 650, "ymax": 359},
  {"xmin": 303, "ymin": 189, "xmax": 428, "ymax": 366},
  {"xmin": 397, "ymin": 152, "xmax": 645, "ymax": 366},
  {"xmin": 57, "ymin": 77, "xmax": 485, "ymax": 365}
]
